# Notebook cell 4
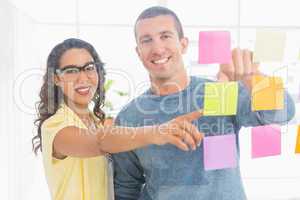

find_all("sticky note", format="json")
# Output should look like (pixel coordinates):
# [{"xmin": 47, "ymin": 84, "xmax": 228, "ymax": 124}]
[
  {"xmin": 296, "ymin": 126, "xmax": 300, "ymax": 154},
  {"xmin": 203, "ymin": 82, "xmax": 238, "ymax": 116},
  {"xmin": 298, "ymin": 84, "xmax": 300, "ymax": 103},
  {"xmin": 204, "ymin": 134, "xmax": 237, "ymax": 171},
  {"xmin": 251, "ymin": 75, "xmax": 284, "ymax": 111},
  {"xmin": 251, "ymin": 125, "xmax": 281, "ymax": 158},
  {"xmin": 253, "ymin": 30, "xmax": 286, "ymax": 62},
  {"xmin": 198, "ymin": 31, "xmax": 231, "ymax": 64}
]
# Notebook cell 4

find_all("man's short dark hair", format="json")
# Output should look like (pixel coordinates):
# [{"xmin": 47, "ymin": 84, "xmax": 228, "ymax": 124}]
[{"xmin": 134, "ymin": 6, "xmax": 184, "ymax": 40}]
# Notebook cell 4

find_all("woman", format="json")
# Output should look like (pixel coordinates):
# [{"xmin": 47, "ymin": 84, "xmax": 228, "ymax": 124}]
[{"xmin": 32, "ymin": 38, "xmax": 203, "ymax": 200}]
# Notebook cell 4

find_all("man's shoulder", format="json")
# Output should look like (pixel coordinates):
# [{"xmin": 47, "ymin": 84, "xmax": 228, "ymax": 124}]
[
  {"xmin": 190, "ymin": 76, "xmax": 214, "ymax": 84},
  {"xmin": 115, "ymin": 92, "xmax": 148, "ymax": 121},
  {"xmin": 117, "ymin": 99, "xmax": 138, "ymax": 116}
]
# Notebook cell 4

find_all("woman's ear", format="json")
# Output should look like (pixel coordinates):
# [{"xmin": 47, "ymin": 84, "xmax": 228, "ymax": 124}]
[{"xmin": 54, "ymin": 75, "xmax": 60, "ymax": 86}]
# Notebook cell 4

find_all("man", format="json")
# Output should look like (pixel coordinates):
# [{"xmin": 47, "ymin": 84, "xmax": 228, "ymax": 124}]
[{"xmin": 112, "ymin": 6, "xmax": 295, "ymax": 200}]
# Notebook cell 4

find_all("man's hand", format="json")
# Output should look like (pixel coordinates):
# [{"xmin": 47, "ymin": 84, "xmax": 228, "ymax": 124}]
[{"xmin": 217, "ymin": 48, "xmax": 261, "ymax": 89}]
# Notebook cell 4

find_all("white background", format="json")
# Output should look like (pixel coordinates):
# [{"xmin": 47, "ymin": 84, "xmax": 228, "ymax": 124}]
[{"xmin": 1, "ymin": 0, "xmax": 300, "ymax": 199}]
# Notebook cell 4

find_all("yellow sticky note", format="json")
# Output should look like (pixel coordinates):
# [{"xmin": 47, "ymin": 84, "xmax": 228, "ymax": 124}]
[
  {"xmin": 203, "ymin": 82, "xmax": 238, "ymax": 116},
  {"xmin": 251, "ymin": 75, "xmax": 284, "ymax": 111},
  {"xmin": 296, "ymin": 126, "xmax": 300, "ymax": 154},
  {"xmin": 253, "ymin": 30, "xmax": 286, "ymax": 62}
]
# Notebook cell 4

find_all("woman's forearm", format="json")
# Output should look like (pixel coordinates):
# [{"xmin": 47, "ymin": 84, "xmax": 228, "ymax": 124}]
[{"xmin": 96, "ymin": 126, "xmax": 158, "ymax": 153}]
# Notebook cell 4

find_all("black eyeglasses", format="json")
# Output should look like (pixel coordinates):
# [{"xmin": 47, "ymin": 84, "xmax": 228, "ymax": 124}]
[{"xmin": 55, "ymin": 61, "xmax": 98, "ymax": 76}]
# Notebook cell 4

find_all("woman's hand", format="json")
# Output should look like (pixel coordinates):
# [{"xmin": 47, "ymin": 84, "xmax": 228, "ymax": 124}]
[{"xmin": 153, "ymin": 110, "xmax": 204, "ymax": 151}]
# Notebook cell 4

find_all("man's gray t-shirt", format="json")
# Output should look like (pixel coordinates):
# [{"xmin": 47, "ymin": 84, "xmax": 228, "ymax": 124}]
[{"xmin": 112, "ymin": 76, "xmax": 295, "ymax": 200}]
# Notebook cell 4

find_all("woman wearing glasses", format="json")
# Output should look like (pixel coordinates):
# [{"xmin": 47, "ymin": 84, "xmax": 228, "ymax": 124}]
[{"xmin": 32, "ymin": 38, "xmax": 203, "ymax": 200}]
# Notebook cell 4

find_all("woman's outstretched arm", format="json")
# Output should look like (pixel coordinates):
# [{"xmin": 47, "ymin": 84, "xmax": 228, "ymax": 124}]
[{"xmin": 53, "ymin": 110, "xmax": 203, "ymax": 158}]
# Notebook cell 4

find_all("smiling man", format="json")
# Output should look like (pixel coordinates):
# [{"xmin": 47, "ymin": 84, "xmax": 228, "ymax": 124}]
[{"xmin": 111, "ymin": 6, "xmax": 295, "ymax": 200}]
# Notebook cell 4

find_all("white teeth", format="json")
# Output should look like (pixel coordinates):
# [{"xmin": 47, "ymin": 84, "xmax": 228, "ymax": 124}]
[
  {"xmin": 76, "ymin": 87, "xmax": 90, "ymax": 92},
  {"xmin": 153, "ymin": 58, "xmax": 168, "ymax": 64},
  {"xmin": 78, "ymin": 88, "xmax": 89, "ymax": 92}
]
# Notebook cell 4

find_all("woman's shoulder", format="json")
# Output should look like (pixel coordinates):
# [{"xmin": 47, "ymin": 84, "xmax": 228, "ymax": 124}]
[{"xmin": 41, "ymin": 104, "xmax": 76, "ymax": 132}]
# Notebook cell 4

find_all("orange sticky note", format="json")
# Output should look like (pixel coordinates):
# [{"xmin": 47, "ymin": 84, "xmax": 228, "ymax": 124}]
[
  {"xmin": 296, "ymin": 126, "xmax": 300, "ymax": 154},
  {"xmin": 251, "ymin": 75, "xmax": 284, "ymax": 111}
]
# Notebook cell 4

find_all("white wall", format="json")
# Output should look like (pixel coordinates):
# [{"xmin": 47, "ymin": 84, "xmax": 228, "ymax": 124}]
[
  {"xmin": 0, "ymin": 1, "xmax": 50, "ymax": 199},
  {"xmin": 0, "ymin": 1, "xmax": 14, "ymax": 199},
  {"xmin": 2, "ymin": 0, "xmax": 300, "ymax": 199}
]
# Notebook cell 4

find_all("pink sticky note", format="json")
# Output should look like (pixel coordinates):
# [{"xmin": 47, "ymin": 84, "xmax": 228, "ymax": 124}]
[
  {"xmin": 203, "ymin": 134, "xmax": 237, "ymax": 171},
  {"xmin": 251, "ymin": 125, "xmax": 281, "ymax": 158},
  {"xmin": 198, "ymin": 31, "xmax": 231, "ymax": 64}
]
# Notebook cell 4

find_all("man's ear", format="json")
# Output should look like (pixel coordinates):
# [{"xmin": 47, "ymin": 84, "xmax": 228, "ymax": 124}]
[{"xmin": 180, "ymin": 37, "xmax": 189, "ymax": 54}]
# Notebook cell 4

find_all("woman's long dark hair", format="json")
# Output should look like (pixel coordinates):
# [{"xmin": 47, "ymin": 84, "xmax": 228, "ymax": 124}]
[{"xmin": 32, "ymin": 38, "xmax": 106, "ymax": 154}]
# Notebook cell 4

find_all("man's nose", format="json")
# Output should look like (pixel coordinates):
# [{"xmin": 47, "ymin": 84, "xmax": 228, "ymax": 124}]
[{"xmin": 151, "ymin": 40, "xmax": 166, "ymax": 55}]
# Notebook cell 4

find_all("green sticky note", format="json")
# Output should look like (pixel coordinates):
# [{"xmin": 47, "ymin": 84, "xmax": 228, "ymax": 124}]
[{"xmin": 203, "ymin": 82, "xmax": 238, "ymax": 116}]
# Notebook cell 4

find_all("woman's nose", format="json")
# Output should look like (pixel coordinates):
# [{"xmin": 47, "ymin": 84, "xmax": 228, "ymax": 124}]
[{"xmin": 77, "ymin": 70, "xmax": 89, "ymax": 82}]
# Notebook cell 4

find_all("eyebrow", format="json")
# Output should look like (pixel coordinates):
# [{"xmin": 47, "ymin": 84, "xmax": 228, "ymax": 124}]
[
  {"xmin": 61, "ymin": 61, "xmax": 94, "ymax": 69},
  {"xmin": 160, "ymin": 31, "xmax": 174, "ymax": 35},
  {"xmin": 139, "ymin": 31, "xmax": 175, "ymax": 42}
]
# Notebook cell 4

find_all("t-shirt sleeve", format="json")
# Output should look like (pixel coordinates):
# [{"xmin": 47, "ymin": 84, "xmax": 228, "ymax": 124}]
[
  {"xmin": 41, "ymin": 111, "xmax": 77, "ymax": 165},
  {"xmin": 235, "ymin": 81, "xmax": 295, "ymax": 129}
]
